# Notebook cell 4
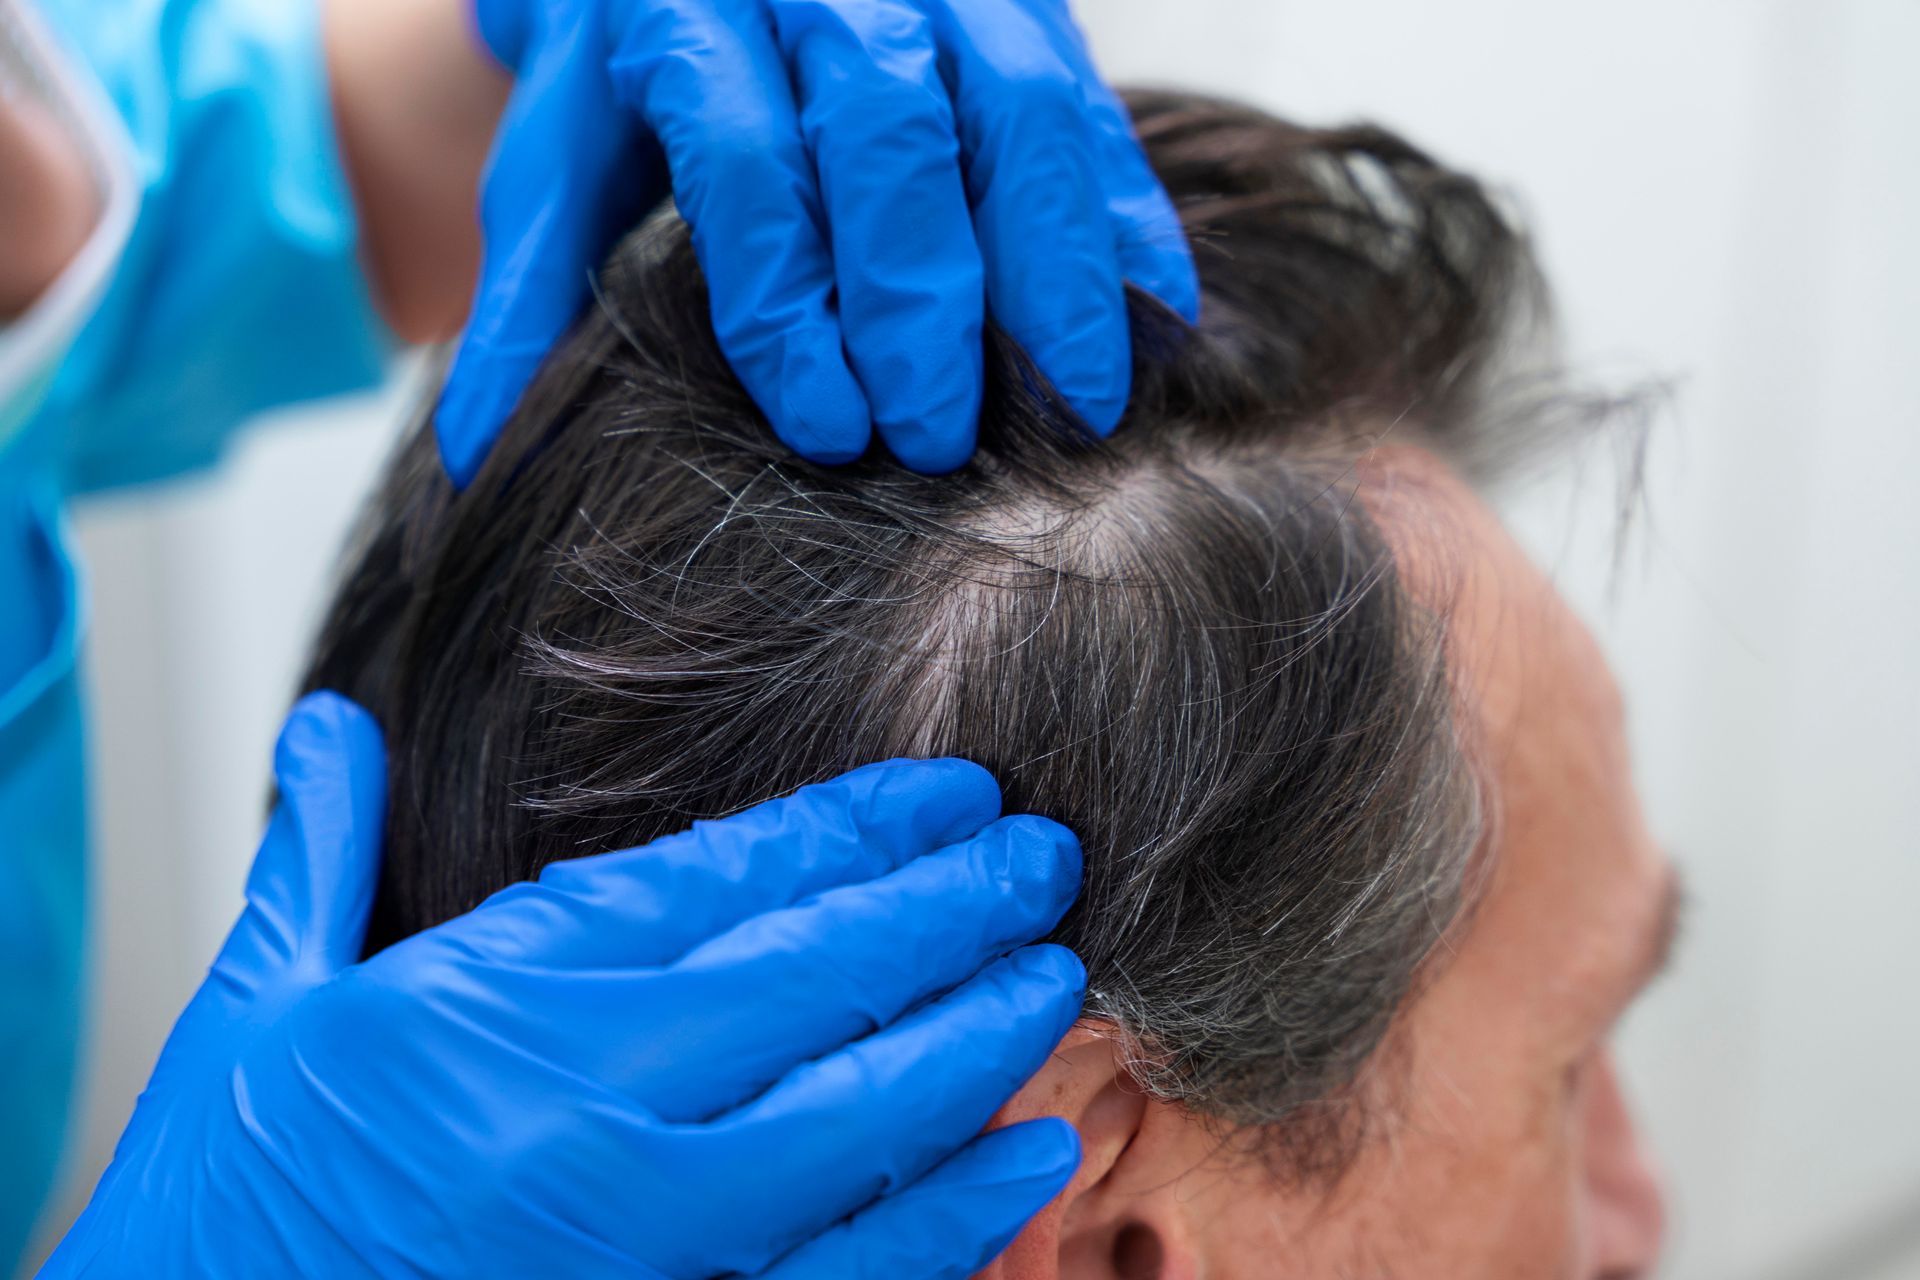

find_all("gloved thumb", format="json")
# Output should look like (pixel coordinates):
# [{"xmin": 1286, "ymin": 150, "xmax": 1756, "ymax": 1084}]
[
  {"xmin": 213, "ymin": 693, "xmax": 388, "ymax": 1003},
  {"xmin": 436, "ymin": 28, "xmax": 661, "ymax": 488}
]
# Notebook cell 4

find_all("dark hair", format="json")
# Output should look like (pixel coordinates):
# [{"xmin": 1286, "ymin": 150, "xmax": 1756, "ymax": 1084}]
[{"xmin": 305, "ymin": 90, "xmax": 1548, "ymax": 1174}]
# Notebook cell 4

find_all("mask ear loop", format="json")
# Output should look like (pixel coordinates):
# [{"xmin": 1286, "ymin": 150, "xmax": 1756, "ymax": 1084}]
[{"xmin": 0, "ymin": 0, "xmax": 139, "ymax": 441}]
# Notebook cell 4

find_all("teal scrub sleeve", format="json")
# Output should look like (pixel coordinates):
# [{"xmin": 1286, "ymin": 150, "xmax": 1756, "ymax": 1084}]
[
  {"xmin": 28, "ymin": 0, "xmax": 392, "ymax": 496},
  {"xmin": 0, "ymin": 480, "xmax": 87, "ymax": 1271},
  {"xmin": 0, "ymin": 0, "xmax": 388, "ymax": 1260}
]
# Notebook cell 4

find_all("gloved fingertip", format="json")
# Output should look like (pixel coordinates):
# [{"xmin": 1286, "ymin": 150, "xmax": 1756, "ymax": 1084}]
[
  {"xmin": 278, "ymin": 691, "xmax": 383, "ymax": 779},
  {"xmin": 1115, "ymin": 191, "xmax": 1202, "ymax": 324},
  {"xmin": 920, "ymin": 1121, "xmax": 1080, "ymax": 1268},
  {"xmin": 1064, "ymin": 373, "xmax": 1130, "ymax": 438},
  {"xmin": 1007, "ymin": 943, "xmax": 1089, "ymax": 1017},
  {"xmin": 754, "ymin": 1119, "xmax": 1082, "ymax": 1280},
  {"xmin": 469, "ymin": 0, "xmax": 528, "ymax": 68},
  {"xmin": 883, "ymin": 415, "xmax": 979, "ymax": 476},
  {"xmin": 1172, "ymin": 275, "xmax": 1203, "ymax": 327},
  {"xmin": 1021, "ymin": 306, "xmax": 1132, "ymax": 439},
  {"xmin": 836, "ymin": 756, "xmax": 997, "ymax": 795},
  {"xmin": 883, "ymin": 756, "xmax": 1006, "ymax": 844},
  {"xmin": 1141, "ymin": 246, "xmax": 1202, "ymax": 325},
  {"xmin": 919, "ymin": 756, "xmax": 1004, "ymax": 803},
  {"xmin": 852, "ymin": 756, "xmax": 1004, "ymax": 853},
  {"xmin": 995, "ymin": 814, "xmax": 1085, "ymax": 919},
  {"xmin": 249, "ymin": 692, "xmax": 387, "ymax": 968},
  {"xmin": 770, "ymin": 372, "xmax": 872, "ymax": 466},
  {"xmin": 986, "ymin": 1116, "xmax": 1083, "ymax": 1188},
  {"xmin": 433, "ymin": 377, "xmax": 500, "ymax": 492}
]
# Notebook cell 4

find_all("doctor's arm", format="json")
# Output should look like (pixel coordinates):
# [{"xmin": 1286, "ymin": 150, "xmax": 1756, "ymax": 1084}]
[
  {"xmin": 322, "ymin": 0, "xmax": 505, "ymax": 343},
  {"xmin": 0, "ymin": 0, "xmax": 496, "ymax": 338}
]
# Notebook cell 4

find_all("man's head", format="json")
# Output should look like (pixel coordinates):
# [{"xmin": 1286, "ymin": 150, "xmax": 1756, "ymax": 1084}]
[
  {"xmin": 305, "ymin": 90, "xmax": 1667, "ymax": 1277},
  {"xmin": 985, "ymin": 444, "xmax": 1673, "ymax": 1277}
]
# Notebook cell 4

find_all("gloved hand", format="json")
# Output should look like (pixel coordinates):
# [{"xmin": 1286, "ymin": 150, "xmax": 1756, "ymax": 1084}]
[
  {"xmin": 40, "ymin": 693, "xmax": 1087, "ymax": 1279},
  {"xmin": 435, "ymin": 0, "xmax": 1200, "ymax": 485}
]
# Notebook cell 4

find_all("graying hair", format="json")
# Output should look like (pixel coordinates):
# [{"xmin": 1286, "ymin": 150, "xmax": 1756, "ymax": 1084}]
[{"xmin": 306, "ymin": 90, "xmax": 1551, "ymax": 1178}]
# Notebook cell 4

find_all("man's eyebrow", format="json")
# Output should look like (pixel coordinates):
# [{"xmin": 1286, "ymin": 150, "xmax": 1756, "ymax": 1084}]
[{"xmin": 1631, "ymin": 862, "xmax": 1687, "ymax": 995}]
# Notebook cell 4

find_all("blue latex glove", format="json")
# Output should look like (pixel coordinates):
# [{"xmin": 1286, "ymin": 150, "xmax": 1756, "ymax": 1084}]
[
  {"xmin": 40, "ymin": 693, "xmax": 1086, "ymax": 1278},
  {"xmin": 435, "ymin": 0, "xmax": 1200, "ymax": 484}
]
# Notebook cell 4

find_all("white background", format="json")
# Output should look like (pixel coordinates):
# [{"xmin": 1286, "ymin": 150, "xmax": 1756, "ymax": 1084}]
[{"xmin": 31, "ymin": 1, "xmax": 1920, "ymax": 1276}]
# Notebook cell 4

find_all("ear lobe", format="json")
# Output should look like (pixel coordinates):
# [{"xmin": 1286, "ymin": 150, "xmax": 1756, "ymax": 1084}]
[{"xmin": 977, "ymin": 1025, "xmax": 1198, "ymax": 1280}]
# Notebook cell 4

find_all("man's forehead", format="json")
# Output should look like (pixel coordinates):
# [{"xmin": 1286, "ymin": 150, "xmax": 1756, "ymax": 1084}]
[
  {"xmin": 1355, "ymin": 443, "xmax": 1627, "ymax": 755},
  {"xmin": 1357, "ymin": 443, "xmax": 1664, "ymax": 996}
]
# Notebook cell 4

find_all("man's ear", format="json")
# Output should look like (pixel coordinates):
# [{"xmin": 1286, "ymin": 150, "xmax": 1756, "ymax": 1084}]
[{"xmin": 977, "ymin": 1025, "xmax": 1202, "ymax": 1280}]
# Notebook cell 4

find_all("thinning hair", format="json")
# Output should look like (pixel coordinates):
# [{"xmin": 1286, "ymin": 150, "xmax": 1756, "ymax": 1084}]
[{"xmin": 305, "ymin": 90, "xmax": 1560, "ymax": 1176}]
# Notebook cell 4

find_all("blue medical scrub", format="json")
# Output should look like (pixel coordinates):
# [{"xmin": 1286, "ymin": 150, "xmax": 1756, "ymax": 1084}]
[{"xmin": 0, "ymin": 0, "xmax": 388, "ymax": 1262}]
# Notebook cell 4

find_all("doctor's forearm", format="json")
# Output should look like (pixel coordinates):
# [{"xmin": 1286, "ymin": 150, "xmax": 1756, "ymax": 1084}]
[
  {"xmin": 324, "ymin": 0, "xmax": 509, "ymax": 344},
  {"xmin": 0, "ymin": 95, "xmax": 97, "ymax": 318}
]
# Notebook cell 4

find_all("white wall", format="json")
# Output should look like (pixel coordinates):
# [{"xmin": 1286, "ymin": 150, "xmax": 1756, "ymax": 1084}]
[{"xmin": 33, "ymin": 2, "xmax": 1920, "ymax": 1277}]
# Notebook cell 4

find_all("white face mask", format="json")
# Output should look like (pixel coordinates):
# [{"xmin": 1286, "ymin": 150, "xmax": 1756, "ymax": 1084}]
[{"xmin": 0, "ymin": 0, "xmax": 136, "ymax": 444}]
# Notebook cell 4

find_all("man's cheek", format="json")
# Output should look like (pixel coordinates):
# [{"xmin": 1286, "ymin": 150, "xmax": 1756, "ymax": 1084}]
[{"xmin": 1391, "ymin": 1099, "xmax": 1585, "ymax": 1278}]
